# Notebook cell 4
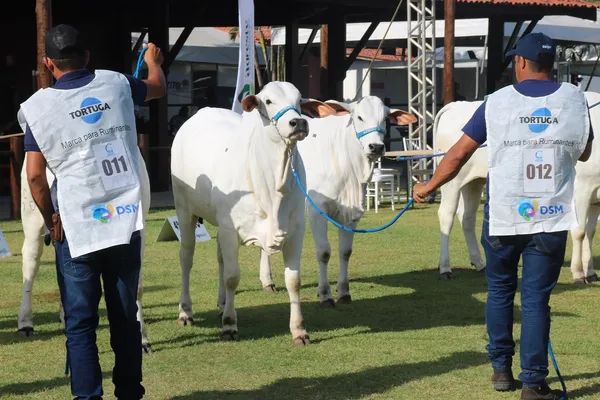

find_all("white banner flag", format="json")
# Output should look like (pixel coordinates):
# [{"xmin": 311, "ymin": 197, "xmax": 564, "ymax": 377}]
[{"xmin": 232, "ymin": 0, "xmax": 255, "ymax": 114}]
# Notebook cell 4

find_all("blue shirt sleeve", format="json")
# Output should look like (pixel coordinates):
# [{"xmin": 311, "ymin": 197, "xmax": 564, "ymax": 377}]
[
  {"xmin": 462, "ymin": 100, "xmax": 487, "ymax": 145},
  {"xmin": 123, "ymin": 74, "xmax": 148, "ymax": 106},
  {"xmin": 24, "ymin": 124, "xmax": 41, "ymax": 152}
]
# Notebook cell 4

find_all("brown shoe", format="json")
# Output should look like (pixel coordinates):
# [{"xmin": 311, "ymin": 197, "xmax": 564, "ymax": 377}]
[
  {"xmin": 521, "ymin": 382, "xmax": 562, "ymax": 400},
  {"xmin": 491, "ymin": 368, "xmax": 516, "ymax": 392}
]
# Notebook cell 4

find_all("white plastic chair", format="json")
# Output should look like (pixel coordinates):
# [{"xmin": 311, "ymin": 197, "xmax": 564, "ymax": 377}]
[{"xmin": 366, "ymin": 159, "xmax": 396, "ymax": 213}]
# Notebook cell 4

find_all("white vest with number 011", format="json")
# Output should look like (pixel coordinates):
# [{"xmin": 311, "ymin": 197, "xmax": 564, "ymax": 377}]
[
  {"xmin": 485, "ymin": 83, "xmax": 589, "ymax": 236},
  {"xmin": 18, "ymin": 70, "xmax": 143, "ymax": 258}
]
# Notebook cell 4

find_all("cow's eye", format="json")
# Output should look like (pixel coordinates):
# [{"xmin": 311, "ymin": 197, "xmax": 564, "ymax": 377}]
[
  {"xmin": 266, "ymin": 99, "xmax": 272, "ymax": 105},
  {"xmin": 358, "ymin": 116, "xmax": 364, "ymax": 122}
]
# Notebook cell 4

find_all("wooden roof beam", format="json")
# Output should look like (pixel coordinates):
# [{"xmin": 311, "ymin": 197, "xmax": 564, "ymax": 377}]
[{"xmin": 163, "ymin": 25, "xmax": 193, "ymax": 71}]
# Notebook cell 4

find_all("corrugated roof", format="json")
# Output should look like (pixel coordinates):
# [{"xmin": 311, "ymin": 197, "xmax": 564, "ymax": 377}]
[{"xmin": 456, "ymin": 0, "xmax": 596, "ymax": 7}]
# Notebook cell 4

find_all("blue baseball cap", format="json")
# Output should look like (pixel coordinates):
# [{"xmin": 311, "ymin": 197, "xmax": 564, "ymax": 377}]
[{"xmin": 506, "ymin": 33, "xmax": 556, "ymax": 62}]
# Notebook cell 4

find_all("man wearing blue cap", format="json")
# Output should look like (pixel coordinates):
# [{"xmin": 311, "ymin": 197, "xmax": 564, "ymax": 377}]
[{"xmin": 413, "ymin": 33, "xmax": 593, "ymax": 399}]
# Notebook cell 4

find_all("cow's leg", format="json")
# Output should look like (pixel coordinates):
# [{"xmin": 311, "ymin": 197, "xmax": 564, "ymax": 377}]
[
  {"xmin": 17, "ymin": 211, "xmax": 45, "ymax": 337},
  {"xmin": 309, "ymin": 209, "xmax": 333, "ymax": 307},
  {"xmin": 438, "ymin": 181, "xmax": 461, "ymax": 280},
  {"xmin": 337, "ymin": 225, "xmax": 356, "ymax": 304},
  {"xmin": 570, "ymin": 189, "xmax": 591, "ymax": 283},
  {"xmin": 282, "ymin": 228, "xmax": 309, "ymax": 345},
  {"xmin": 457, "ymin": 179, "xmax": 486, "ymax": 272},
  {"xmin": 177, "ymin": 210, "xmax": 198, "ymax": 326},
  {"xmin": 137, "ymin": 228, "xmax": 151, "ymax": 353},
  {"xmin": 217, "ymin": 235, "xmax": 225, "ymax": 314},
  {"xmin": 218, "ymin": 228, "xmax": 240, "ymax": 341},
  {"xmin": 582, "ymin": 205, "xmax": 600, "ymax": 282},
  {"xmin": 259, "ymin": 249, "xmax": 276, "ymax": 292}
]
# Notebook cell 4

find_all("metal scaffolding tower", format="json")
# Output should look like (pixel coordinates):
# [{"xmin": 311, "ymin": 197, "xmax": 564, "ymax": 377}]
[{"xmin": 406, "ymin": 0, "xmax": 436, "ymax": 197}]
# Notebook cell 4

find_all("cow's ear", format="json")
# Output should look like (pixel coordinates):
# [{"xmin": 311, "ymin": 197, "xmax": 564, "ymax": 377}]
[
  {"xmin": 325, "ymin": 100, "xmax": 352, "ymax": 115},
  {"xmin": 300, "ymin": 99, "xmax": 337, "ymax": 118},
  {"xmin": 386, "ymin": 107, "xmax": 417, "ymax": 125},
  {"xmin": 242, "ymin": 95, "xmax": 260, "ymax": 113}
]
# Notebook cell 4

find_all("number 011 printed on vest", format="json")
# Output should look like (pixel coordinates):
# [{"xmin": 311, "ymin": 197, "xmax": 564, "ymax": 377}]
[
  {"xmin": 92, "ymin": 139, "xmax": 136, "ymax": 192},
  {"xmin": 523, "ymin": 148, "xmax": 555, "ymax": 194}
]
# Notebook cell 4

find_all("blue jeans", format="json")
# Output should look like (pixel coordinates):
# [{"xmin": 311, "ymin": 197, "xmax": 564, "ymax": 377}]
[
  {"xmin": 55, "ymin": 231, "xmax": 145, "ymax": 400},
  {"xmin": 481, "ymin": 220, "xmax": 566, "ymax": 388}
]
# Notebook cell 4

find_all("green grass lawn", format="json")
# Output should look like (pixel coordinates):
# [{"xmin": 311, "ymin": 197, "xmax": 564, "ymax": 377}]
[{"xmin": 0, "ymin": 203, "xmax": 599, "ymax": 399}]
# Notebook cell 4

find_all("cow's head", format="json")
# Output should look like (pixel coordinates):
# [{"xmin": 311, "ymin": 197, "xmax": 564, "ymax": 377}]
[
  {"xmin": 325, "ymin": 97, "xmax": 417, "ymax": 160},
  {"xmin": 241, "ymin": 82, "xmax": 335, "ymax": 144}
]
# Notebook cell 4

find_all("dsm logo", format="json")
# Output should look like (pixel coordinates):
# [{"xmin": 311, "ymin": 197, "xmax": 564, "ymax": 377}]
[
  {"xmin": 69, "ymin": 97, "xmax": 111, "ymax": 124},
  {"xmin": 91, "ymin": 203, "xmax": 138, "ymax": 224},
  {"xmin": 519, "ymin": 108, "xmax": 558, "ymax": 134},
  {"xmin": 518, "ymin": 200, "xmax": 564, "ymax": 221}
]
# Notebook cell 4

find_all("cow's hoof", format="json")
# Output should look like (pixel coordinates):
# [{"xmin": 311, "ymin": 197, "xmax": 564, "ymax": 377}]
[
  {"xmin": 221, "ymin": 330, "xmax": 239, "ymax": 342},
  {"xmin": 586, "ymin": 273, "xmax": 599, "ymax": 283},
  {"xmin": 293, "ymin": 334, "xmax": 310, "ymax": 346},
  {"xmin": 142, "ymin": 343, "xmax": 153, "ymax": 354},
  {"xmin": 16, "ymin": 327, "xmax": 34, "ymax": 338},
  {"xmin": 573, "ymin": 278, "xmax": 587, "ymax": 285},
  {"xmin": 263, "ymin": 284, "xmax": 277, "ymax": 293},
  {"xmin": 320, "ymin": 298, "xmax": 335, "ymax": 308},
  {"xmin": 177, "ymin": 316, "xmax": 194, "ymax": 327},
  {"xmin": 44, "ymin": 234, "xmax": 52, "ymax": 246},
  {"xmin": 440, "ymin": 272, "xmax": 453, "ymax": 281},
  {"xmin": 337, "ymin": 295, "xmax": 352, "ymax": 305}
]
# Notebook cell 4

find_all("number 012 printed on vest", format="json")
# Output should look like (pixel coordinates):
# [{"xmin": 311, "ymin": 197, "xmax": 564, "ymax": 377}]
[
  {"xmin": 523, "ymin": 148, "xmax": 555, "ymax": 194},
  {"xmin": 92, "ymin": 139, "xmax": 136, "ymax": 192}
]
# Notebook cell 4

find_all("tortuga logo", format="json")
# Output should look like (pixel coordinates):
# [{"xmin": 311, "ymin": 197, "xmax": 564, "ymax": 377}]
[
  {"xmin": 91, "ymin": 203, "xmax": 138, "ymax": 224},
  {"xmin": 237, "ymin": 83, "xmax": 255, "ymax": 104},
  {"xmin": 519, "ymin": 107, "xmax": 558, "ymax": 134},
  {"xmin": 70, "ymin": 97, "xmax": 111, "ymax": 124}
]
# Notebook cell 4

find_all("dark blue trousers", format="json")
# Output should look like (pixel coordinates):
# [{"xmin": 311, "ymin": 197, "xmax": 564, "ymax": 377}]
[
  {"xmin": 55, "ymin": 231, "xmax": 145, "ymax": 400},
  {"xmin": 481, "ymin": 220, "xmax": 566, "ymax": 387}
]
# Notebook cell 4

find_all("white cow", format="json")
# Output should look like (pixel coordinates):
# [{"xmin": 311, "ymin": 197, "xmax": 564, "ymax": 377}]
[
  {"xmin": 17, "ymin": 149, "xmax": 153, "ymax": 352},
  {"xmin": 170, "ymin": 82, "xmax": 335, "ymax": 344},
  {"xmin": 434, "ymin": 92, "xmax": 599, "ymax": 284},
  {"xmin": 570, "ymin": 91, "xmax": 600, "ymax": 284},
  {"xmin": 258, "ymin": 96, "xmax": 417, "ymax": 306}
]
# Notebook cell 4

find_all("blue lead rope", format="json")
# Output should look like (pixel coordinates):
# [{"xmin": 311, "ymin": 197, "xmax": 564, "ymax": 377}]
[
  {"xmin": 134, "ymin": 47, "xmax": 148, "ymax": 79},
  {"xmin": 290, "ymin": 159, "xmax": 415, "ymax": 233},
  {"xmin": 549, "ymin": 340, "xmax": 568, "ymax": 400}
]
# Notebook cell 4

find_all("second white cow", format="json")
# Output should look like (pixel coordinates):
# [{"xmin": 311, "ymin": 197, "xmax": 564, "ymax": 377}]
[
  {"xmin": 170, "ymin": 82, "xmax": 335, "ymax": 344},
  {"xmin": 258, "ymin": 96, "xmax": 416, "ymax": 306}
]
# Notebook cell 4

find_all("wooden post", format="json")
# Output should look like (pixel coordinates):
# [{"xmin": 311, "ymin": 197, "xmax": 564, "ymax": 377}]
[
  {"xmin": 36, "ymin": 0, "xmax": 53, "ymax": 89},
  {"xmin": 327, "ymin": 5, "xmax": 346, "ymax": 101},
  {"xmin": 487, "ymin": 17, "xmax": 505, "ymax": 95},
  {"xmin": 320, "ymin": 24, "xmax": 328, "ymax": 101},
  {"xmin": 9, "ymin": 136, "xmax": 24, "ymax": 220},
  {"xmin": 148, "ymin": 0, "xmax": 170, "ymax": 191},
  {"xmin": 285, "ymin": 22, "xmax": 300, "ymax": 88},
  {"xmin": 443, "ymin": 0, "xmax": 455, "ymax": 105}
]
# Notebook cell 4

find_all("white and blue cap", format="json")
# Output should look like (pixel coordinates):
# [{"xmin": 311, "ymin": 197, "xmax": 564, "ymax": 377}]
[{"xmin": 506, "ymin": 33, "xmax": 556, "ymax": 62}]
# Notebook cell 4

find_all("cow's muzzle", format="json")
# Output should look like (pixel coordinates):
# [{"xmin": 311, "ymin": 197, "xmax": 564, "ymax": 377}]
[{"xmin": 288, "ymin": 118, "xmax": 309, "ymax": 141}]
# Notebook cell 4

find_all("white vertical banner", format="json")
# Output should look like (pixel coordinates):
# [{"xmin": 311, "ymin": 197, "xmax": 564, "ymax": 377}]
[{"xmin": 232, "ymin": 0, "xmax": 255, "ymax": 114}]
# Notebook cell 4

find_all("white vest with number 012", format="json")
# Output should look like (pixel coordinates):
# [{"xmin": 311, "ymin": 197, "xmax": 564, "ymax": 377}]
[
  {"xmin": 485, "ymin": 83, "xmax": 589, "ymax": 236},
  {"xmin": 18, "ymin": 70, "xmax": 143, "ymax": 258}
]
